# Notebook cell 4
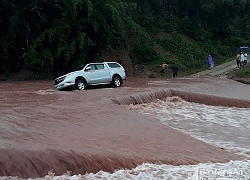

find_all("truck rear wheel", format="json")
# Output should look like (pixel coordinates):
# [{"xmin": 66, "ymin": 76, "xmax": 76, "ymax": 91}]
[{"xmin": 112, "ymin": 76, "xmax": 121, "ymax": 87}]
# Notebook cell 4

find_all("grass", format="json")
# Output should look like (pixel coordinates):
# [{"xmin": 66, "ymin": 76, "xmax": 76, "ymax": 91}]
[{"xmin": 235, "ymin": 65, "xmax": 250, "ymax": 78}]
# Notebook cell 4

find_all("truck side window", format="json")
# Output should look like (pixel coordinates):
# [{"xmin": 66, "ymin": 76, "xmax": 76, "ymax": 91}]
[
  {"xmin": 107, "ymin": 63, "xmax": 120, "ymax": 68},
  {"xmin": 96, "ymin": 64, "xmax": 104, "ymax": 70}
]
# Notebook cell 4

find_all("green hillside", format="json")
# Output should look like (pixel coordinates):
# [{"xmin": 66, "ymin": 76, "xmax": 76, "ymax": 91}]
[{"xmin": 0, "ymin": 0, "xmax": 249, "ymax": 78}]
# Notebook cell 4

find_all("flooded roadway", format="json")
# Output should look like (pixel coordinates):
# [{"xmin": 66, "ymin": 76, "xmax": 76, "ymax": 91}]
[{"xmin": 0, "ymin": 77, "xmax": 250, "ymax": 179}]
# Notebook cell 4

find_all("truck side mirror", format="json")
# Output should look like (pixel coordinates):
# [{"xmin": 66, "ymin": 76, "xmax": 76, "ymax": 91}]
[{"xmin": 85, "ymin": 66, "xmax": 91, "ymax": 71}]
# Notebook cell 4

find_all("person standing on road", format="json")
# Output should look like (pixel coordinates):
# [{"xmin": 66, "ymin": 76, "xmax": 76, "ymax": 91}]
[
  {"xmin": 160, "ymin": 62, "xmax": 168, "ymax": 76},
  {"xmin": 236, "ymin": 53, "xmax": 240, "ymax": 69},
  {"xmin": 207, "ymin": 55, "xmax": 214, "ymax": 70},
  {"xmin": 243, "ymin": 52, "xmax": 248, "ymax": 67},
  {"xmin": 170, "ymin": 64, "xmax": 179, "ymax": 78},
  {"xmin": 240, "ymin": 52, "xmax": 245, "ymax": 68}
]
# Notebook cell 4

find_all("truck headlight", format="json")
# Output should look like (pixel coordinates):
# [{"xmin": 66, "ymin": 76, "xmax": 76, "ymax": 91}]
[{"xmin": 66, "ymin": 72, "xmax": 74, "ymax": 78}]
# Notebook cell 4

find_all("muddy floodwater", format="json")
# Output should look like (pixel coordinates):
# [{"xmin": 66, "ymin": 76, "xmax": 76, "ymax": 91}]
[{"xmin": 0, "ymin": 77, "xmax": 250, "ymax": 179}]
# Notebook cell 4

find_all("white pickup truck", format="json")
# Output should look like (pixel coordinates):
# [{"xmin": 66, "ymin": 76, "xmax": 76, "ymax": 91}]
[{"xmin": 53, "ymin": 62, "xmax": 126, "ymax": 90}]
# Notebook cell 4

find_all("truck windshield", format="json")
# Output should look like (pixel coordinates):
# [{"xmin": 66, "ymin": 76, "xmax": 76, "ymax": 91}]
[{"xmin": 75, "ymin": 64, "xmax": 87, "ymax": 71}]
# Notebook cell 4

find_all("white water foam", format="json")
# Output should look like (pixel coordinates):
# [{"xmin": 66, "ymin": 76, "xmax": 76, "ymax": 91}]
[
  {"xmin": 126, "ymin": 97, "xmax": 250, "ymax": 157},
  {"xmin": 36, "ymin": 89, "xmax": 57, "ymax": 95},
  {"xmin": 1, "ymin": 160, "xmax": 249, "ymax": 179}
]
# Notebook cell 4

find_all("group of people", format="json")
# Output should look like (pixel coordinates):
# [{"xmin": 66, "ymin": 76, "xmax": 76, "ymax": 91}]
[
  {"xmin": 159, "ymin": 54, "xmax": 214, "ymax": 78},
  {"xmin": 154, "ymin": 51, "xmax": 248, "ymax": 79},
  {"xmin": 236, "ymin": 52, "xmax": 248, "ymax": 69},
  {"xmin": 207, "ymin": 52, "xmax": 249, "ymax": 70},
  {"xmin": 148, "ymin": 62, "xmax": 178, "ymax": 78},
  {"xmin": 160, "ymin": 62, "xmax": 179, "ymax": 78}
]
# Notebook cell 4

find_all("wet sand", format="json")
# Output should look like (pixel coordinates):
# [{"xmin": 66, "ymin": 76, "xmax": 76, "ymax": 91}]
[{"xmin": 0, "ymin": 77, "xmax": 250, "ymax": 178}]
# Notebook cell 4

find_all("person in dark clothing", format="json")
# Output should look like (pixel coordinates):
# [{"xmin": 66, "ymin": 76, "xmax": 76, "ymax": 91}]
[
  {"xmin": 236, "ymin": 53, "xmax": 240, "ymax": 69},
  {"xmin": 170, "ymin": 64, "xmax": 179, "ymax": 78}
]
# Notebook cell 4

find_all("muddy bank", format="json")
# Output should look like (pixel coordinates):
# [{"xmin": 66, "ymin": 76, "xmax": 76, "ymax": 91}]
[{"xmin": 0, "ymin": 78, "xmax": 249, "ymax": 178}]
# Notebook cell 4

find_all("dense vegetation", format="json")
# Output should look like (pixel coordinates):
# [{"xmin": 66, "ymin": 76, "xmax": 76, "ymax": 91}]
[{"xmin": 0, "ymin": 0, "xmax": 249, "ymax": 77}]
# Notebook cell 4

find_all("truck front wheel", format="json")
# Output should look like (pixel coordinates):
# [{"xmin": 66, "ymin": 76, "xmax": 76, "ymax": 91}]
[{"xmin": 76, "ymin": 79, "xmax": 87, "ymax": 90}]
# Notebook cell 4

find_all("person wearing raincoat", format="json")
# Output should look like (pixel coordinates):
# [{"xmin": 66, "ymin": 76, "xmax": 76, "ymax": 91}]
[{"xmin": 207, "ymin": 55, "xmax": 214, "ymax": 70}]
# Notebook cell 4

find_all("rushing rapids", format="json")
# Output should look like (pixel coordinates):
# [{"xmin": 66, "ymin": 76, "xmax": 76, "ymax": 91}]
[
  {"xmin": 0, "ymin": 149, "xmax": 158, "ymax": 178},
  {"xmin": 113, "ymin": 89, "xmax": 250, "ymax": 108}
]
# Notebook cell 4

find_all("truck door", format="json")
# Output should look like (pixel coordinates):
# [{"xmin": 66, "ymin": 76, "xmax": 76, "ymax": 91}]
[
  {"xmin": 95, "ymin": 63, "xmax": 111, "ymax": 83},
  {"xmin": 84, "ymin": 64, "xmax": 99, "ymax": 83}
]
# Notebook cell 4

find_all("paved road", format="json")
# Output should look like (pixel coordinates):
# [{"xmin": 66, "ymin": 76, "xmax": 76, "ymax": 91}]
[{"xmin": 190, "ymin": 60, "xmax": 237, "ymax": 77}]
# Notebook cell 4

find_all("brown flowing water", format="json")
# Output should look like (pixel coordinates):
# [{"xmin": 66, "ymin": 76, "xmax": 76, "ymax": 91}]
[{"xmin": 0, "ymin": 77, "xmax": 250, "ymax": 179}]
